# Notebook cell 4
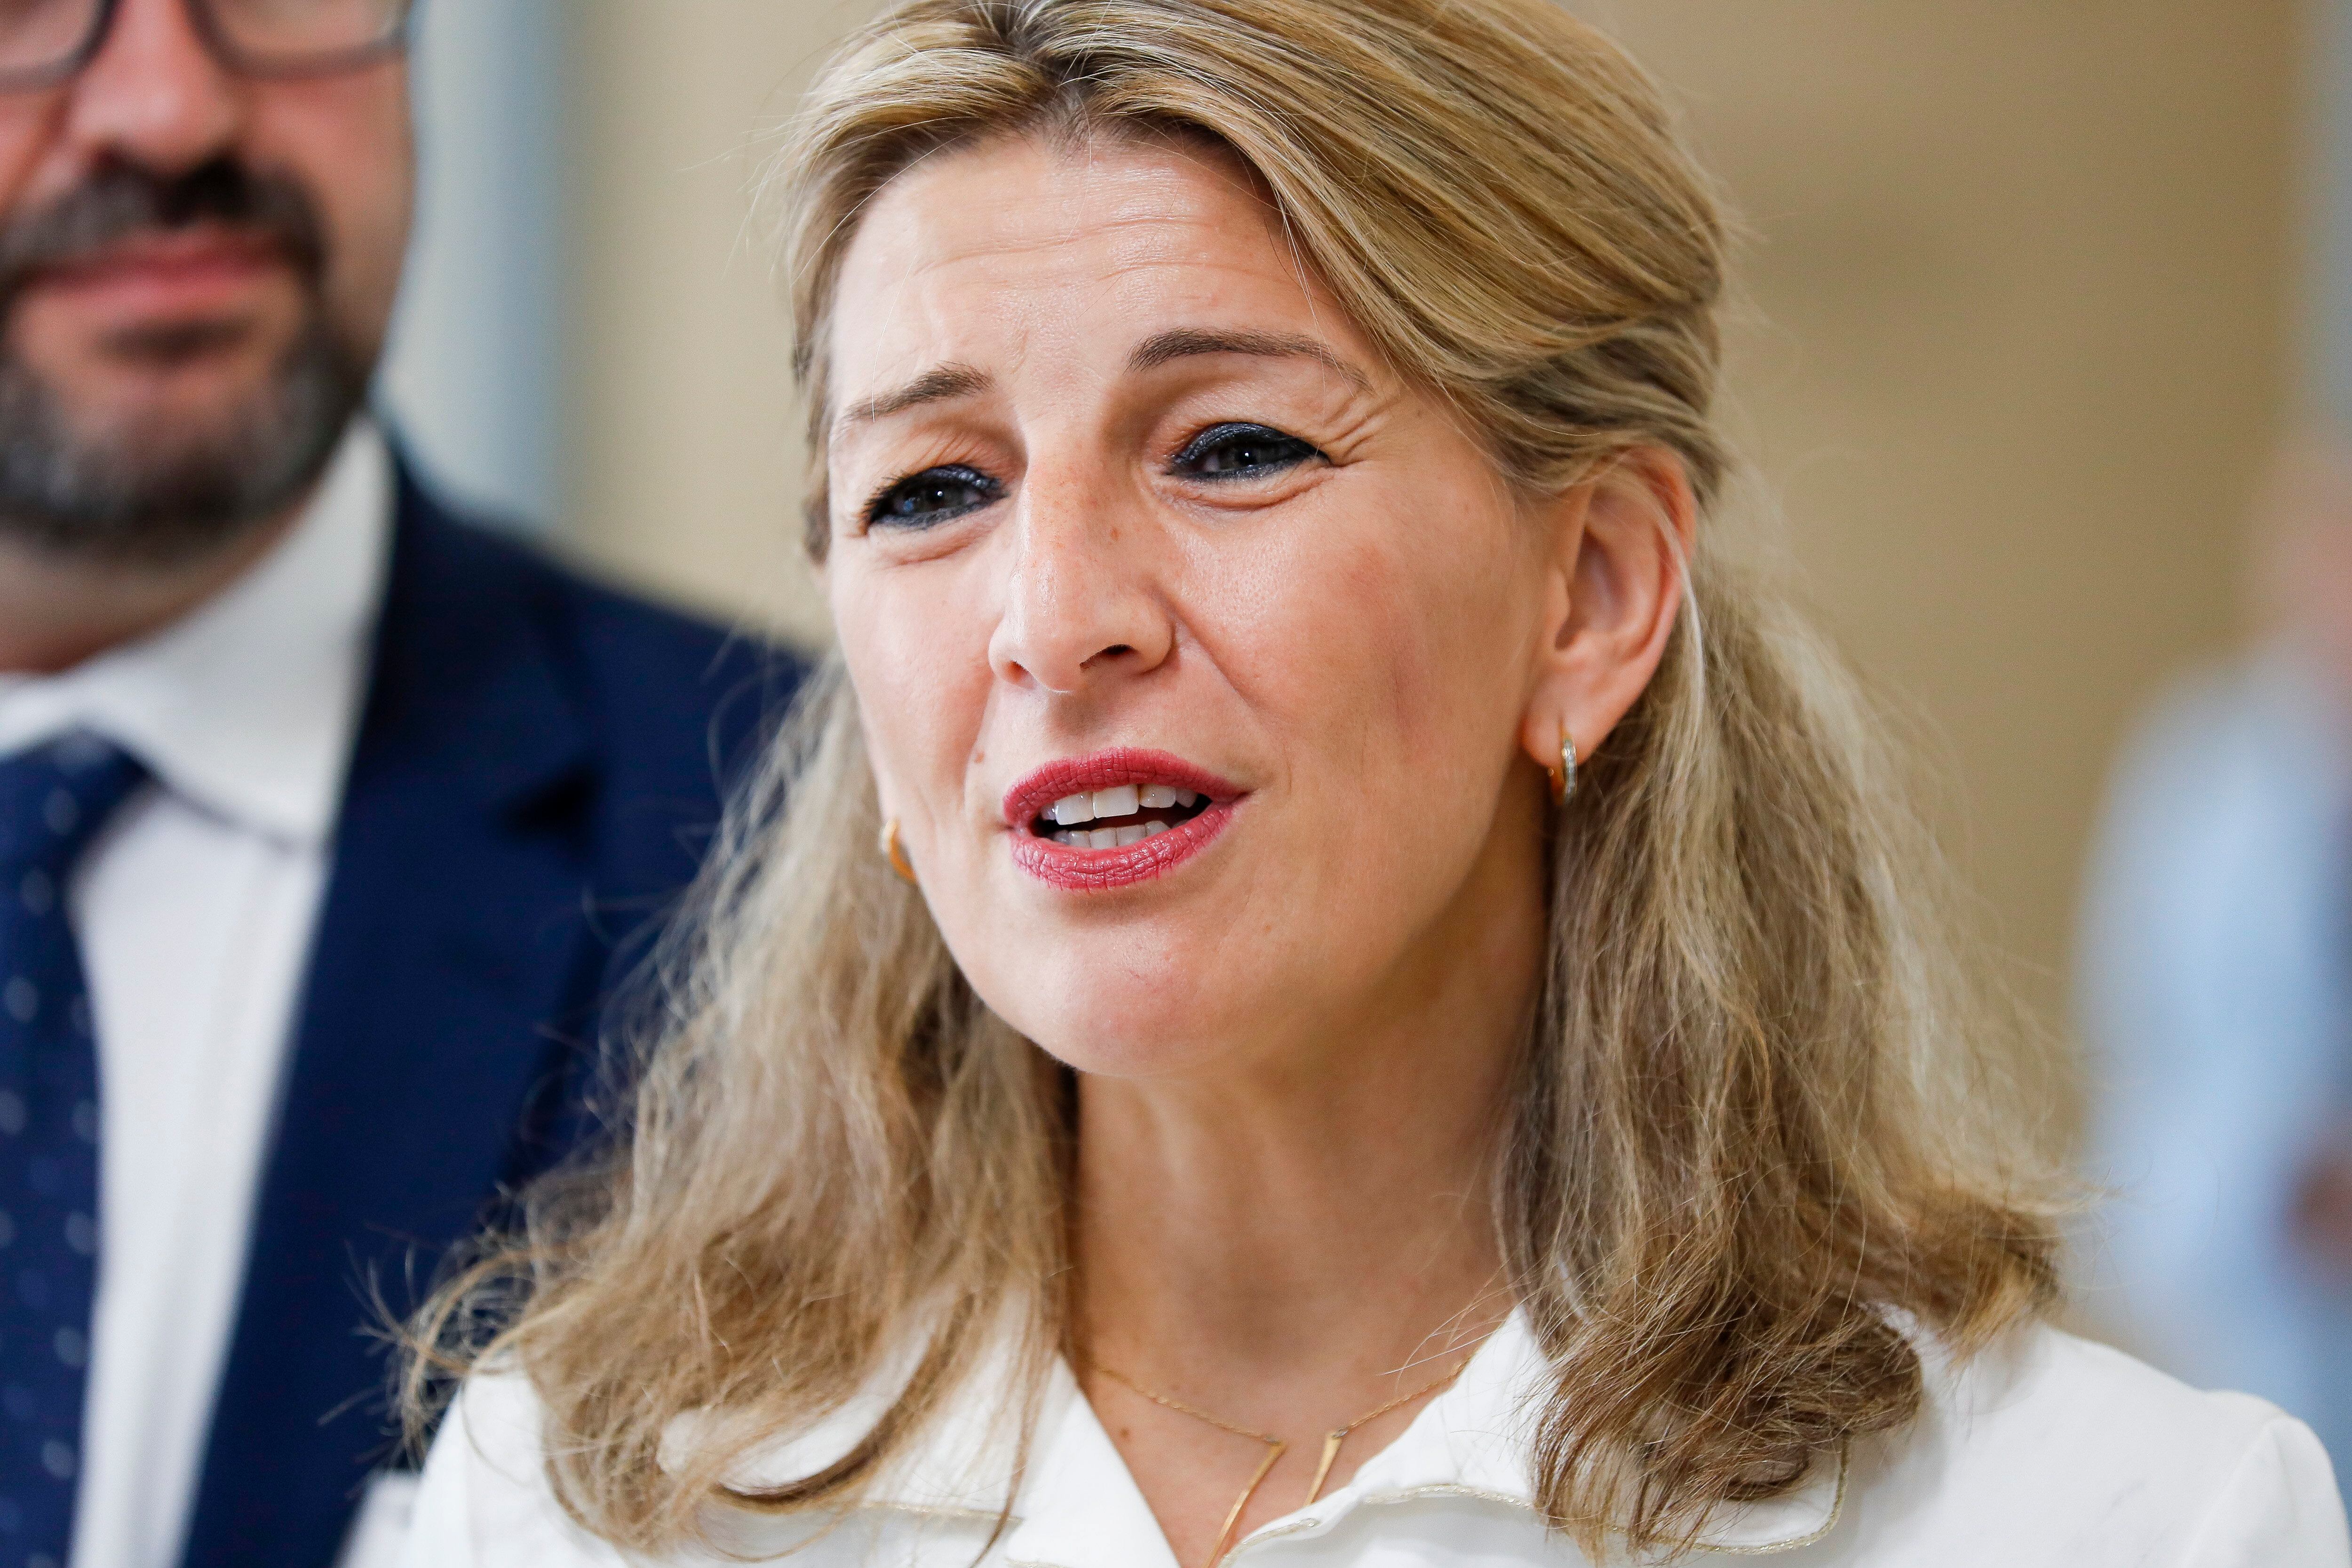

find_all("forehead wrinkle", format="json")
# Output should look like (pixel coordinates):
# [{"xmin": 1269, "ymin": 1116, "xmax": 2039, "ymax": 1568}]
[{"xmin": 883, "ymin": 195, "xmax": 1246, "ymax": 292}]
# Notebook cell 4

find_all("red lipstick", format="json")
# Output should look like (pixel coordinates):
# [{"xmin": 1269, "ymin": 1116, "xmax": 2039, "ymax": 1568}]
[{"xmin": 1003, "ymin": 748, "xmax": 1242, "ymax": 892}]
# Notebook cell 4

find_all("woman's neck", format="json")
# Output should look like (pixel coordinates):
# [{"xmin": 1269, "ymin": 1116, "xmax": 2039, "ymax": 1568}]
[
  {"xmin": 1074, "ymin": 1042, "xmax": 1512, "ymax": 1378},
  {"xmin": 1070, "ymin": 814, "xmax": 1542, "ymax": 1559},
  {"xmin": 1072, "ymin": 1027, "xmax": 1520, "ymax": 1563}
]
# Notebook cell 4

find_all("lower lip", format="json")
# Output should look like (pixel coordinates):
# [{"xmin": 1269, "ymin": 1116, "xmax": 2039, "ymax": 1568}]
[{"xmin": 1009, "ymin": 800, "xmax": 1239, "ymax": 891}]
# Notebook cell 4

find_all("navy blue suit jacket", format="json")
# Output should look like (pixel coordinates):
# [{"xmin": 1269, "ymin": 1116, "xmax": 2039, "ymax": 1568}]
[{"xmin": 174, "ymin": 463, "xmax": 799, "ymax": 1568}]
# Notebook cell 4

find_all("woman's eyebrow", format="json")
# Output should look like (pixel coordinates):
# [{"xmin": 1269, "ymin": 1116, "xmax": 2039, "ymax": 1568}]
[
  {"xmin": 1127, "ymin": 327, "xmax": 1371, "ymax": 390},
  {"xmin": 839, "ymin": 362, "xmax": 992, "ymax": 429}
]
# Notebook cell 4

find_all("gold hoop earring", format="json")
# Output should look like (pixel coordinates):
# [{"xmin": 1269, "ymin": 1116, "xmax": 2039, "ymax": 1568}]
[
  {"xmin": 1548, "ymin": 729, "xmax": 1578, "ymax": 806},
  {"xmin": 878, "ymin": 818, "xmax": 917, "ymax": 884}
]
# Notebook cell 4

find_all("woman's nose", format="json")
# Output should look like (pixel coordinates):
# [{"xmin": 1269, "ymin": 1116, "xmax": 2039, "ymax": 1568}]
[{"xmin": 986, "ymin": 475, "xmax": 1174, "ymax": 695}]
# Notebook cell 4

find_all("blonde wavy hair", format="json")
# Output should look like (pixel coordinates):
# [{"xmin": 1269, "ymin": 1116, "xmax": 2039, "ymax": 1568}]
[{"xmin": 409, "ymin": 0, "xmax": 2063, "ymax": 1556}]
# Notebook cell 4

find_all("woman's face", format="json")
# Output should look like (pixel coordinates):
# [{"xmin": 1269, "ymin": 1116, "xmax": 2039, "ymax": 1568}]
[{"xmin": 824, "ymin": 133, "xmax": 1592, "ymax": 1079}]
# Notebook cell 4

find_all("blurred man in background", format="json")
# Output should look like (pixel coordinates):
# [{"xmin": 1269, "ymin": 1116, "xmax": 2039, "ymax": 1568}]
[
  {"xmin": 0, "ymin": 3, "xmax": 787, "ymax": 1566},
  {"xmin": 2082, "ymin": 445, "xmax": 2352, "ymax": 1472}
]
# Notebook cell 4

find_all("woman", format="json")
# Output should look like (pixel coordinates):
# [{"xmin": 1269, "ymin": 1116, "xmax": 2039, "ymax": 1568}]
[{"xmin": 401, "ymin": 1, "xmax": 2349, "ymax": 1563}]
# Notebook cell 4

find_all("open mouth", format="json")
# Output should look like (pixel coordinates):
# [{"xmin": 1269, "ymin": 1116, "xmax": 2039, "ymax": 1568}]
[
  {"xmin": 1030, "ymin": 782, "xmax": 1214, "ymax": 848},
  {"xmin": 1003, "ymin": 748, "xmax": 1243, "ymax": 890}
]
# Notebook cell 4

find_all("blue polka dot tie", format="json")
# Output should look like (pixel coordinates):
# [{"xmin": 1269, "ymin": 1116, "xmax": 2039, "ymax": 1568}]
[{"xmin": 0, "ymin": 737, "xmax": 145, "ymax": 1568}]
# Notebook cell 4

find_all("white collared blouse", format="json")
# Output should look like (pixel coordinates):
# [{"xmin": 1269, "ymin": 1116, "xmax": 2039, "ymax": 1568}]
[{"xmin": 404, "ymin": 1312, "xmax": 2350, "ymax": 1567}]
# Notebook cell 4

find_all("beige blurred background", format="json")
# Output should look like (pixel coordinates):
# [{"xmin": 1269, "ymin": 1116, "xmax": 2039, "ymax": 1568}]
[{"xmin": 544, "ymin": 0, "xmax": 2304, "ymax": 1053}]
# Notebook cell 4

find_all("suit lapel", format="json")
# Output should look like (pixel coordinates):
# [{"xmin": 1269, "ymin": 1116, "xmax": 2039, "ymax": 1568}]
[{"xmin": 179, "ymin": 472, "xmax": 600, "ymax": 1568}]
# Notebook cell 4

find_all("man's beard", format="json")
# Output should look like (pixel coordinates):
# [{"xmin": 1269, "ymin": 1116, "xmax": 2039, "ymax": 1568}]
[{"xmin": 0, "ymin": 159, "xmax": 374, "ymax": 567}]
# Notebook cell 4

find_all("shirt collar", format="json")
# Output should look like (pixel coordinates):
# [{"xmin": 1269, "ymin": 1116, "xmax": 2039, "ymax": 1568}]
[
  {"xmin": 0, "ymin": 420, "xmax": 392, "ymax": 845},
  {"xmin": 693, "ymin": 1308, "xmax": 1846, "ymax": 1562}
]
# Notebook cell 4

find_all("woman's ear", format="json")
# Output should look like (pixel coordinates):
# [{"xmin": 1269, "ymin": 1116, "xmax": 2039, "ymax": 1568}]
[{"xmin": 1519, "ymin": 446, "xmax": 1697, "ymax": 780}]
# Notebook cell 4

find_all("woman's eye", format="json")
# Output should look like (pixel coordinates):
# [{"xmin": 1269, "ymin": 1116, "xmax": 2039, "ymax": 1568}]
[
  {"xmin": 864, "ymin": 465, "xmax": 1000, "ymax": 529},
  {"xmin": 1173, "ymin": 423, "xmax": 1323, "ymax": 481}
]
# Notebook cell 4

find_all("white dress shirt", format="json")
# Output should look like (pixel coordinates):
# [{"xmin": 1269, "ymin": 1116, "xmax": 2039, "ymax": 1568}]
[
  {"xmin": 407, "ymin": 1308, "xmax": 2350, "ymax": 1567},
  {"xmin": 0, "ymin": 423, "xmax": 391, "ymax": 1568}
]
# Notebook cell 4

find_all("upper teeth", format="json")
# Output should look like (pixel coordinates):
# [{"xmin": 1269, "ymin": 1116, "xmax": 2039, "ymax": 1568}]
[{"xmin": 1047, "ymin": 785, "xmax": 1199, "ymax": 826}]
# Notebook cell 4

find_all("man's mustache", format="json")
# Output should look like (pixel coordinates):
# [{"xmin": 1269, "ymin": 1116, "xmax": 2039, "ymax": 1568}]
[{"xmin": 0, "ymin": 158, "xmax": 328, "ymax": 317}]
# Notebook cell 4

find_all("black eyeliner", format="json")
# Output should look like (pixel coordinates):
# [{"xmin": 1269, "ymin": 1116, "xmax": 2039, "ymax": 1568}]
[
  {"xmin": 862, "ymin": 464, "xmax": 1000, "ymax": 528},
  {"xmin": 1170, "ymin": 422, "xmax": 1325, "ymax": 477}
]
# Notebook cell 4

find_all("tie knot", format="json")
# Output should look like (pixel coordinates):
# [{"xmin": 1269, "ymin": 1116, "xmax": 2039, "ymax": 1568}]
[{"xmin": 0, "ymin": 736, "xmax": 149, "ymax": 877}]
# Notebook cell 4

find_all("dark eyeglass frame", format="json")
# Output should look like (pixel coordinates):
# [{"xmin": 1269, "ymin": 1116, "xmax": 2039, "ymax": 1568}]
[{"xmin": 0, "ymin": 0, "xmax": 415, "ymax": 94}]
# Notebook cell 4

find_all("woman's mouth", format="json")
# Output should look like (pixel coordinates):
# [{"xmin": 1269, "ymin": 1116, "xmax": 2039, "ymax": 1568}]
[
  {"xmin": 1002, "ymin": 749, "xmax": 1241, "ymax": 891},
  {"xmin": 1032, "ymin": 782, "xmax": 1212, "ymax": 847}
]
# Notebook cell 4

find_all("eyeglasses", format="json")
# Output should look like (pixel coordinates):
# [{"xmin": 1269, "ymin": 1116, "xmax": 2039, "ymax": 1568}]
[{"xmin": 0, "ymin": 0, "xmax": 414, "ymax": 92}]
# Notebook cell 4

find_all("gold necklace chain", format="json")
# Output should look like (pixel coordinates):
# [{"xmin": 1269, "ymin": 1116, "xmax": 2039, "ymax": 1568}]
[{"xmin": 1093, "ymin": 1358, "xmax": 1471, "ymax": 1568}]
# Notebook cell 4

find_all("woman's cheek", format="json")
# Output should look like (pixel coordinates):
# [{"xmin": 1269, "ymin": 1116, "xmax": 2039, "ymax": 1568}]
[
  {"xmin": 1314, "ymin": 504, "xmax": 1532, "ymax": 810},
  {"xmin": 836, "ymin": 567, "xmax": 959, "ymax": 810},
  {"xmin": 1294, "ymin": 517, "xmax": 1439, "ymax": 745}
]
